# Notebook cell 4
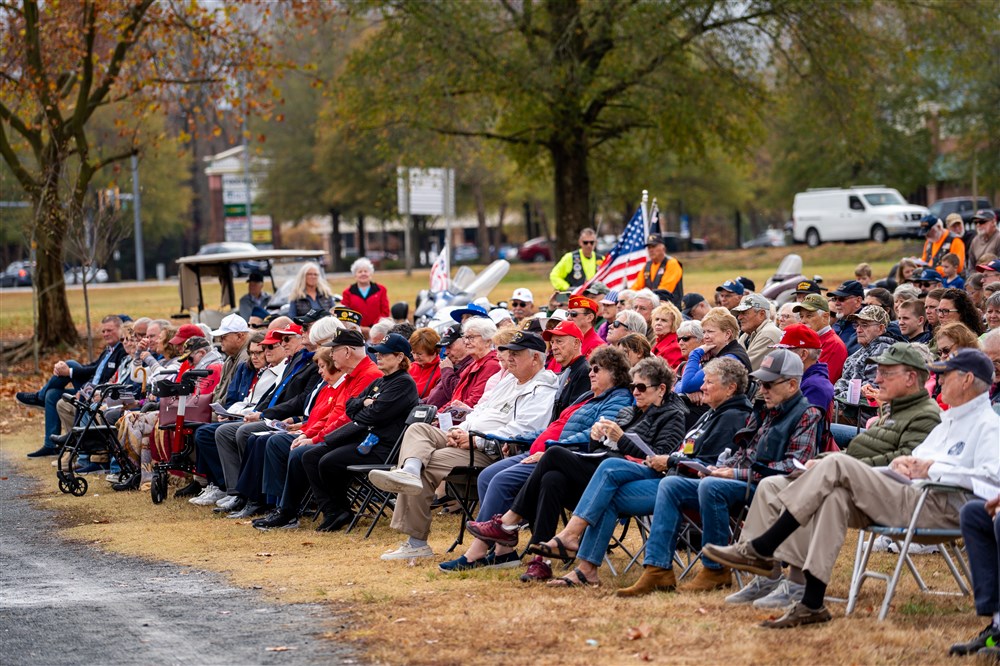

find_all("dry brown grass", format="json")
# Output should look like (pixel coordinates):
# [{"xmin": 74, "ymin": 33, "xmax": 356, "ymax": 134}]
[{"xmin": 1, "ymin": 405, "xmax": 987, "ymax": 666}]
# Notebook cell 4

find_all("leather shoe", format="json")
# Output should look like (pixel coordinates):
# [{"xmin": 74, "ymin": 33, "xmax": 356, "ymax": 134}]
[
  {"xmin": 112, "ymin": 473, "xmax": 140, "ymax": 492},
  {"xmin": 49, "ymin": 432, "xmax": 71, "ymax": 446},
  {"xmin": 616, "ymin": 565, "xmax": 677, "ymax": 597},
  {"xmin": 701, "ymin": 541, "xmax": 777, "ymax": 577},
  {"xmin": 26, "ymin": 446, "xmax": 60, "ymax": 458},
  {"xmin": 16, "ymin": 391, "xmax": 43, "ymax": 407},
  {"xmin": 760, "ymin": 602, "xmax": 832, "ymax": 629},
  {"xmin": 316, "ymin": 510, "xmax": 354, "ymax": 532},
  {"xmin": 227, "ymin": 501, "xmax": 269, "ymax": 519},
  {"xmin": 679, "ymin": 566, "xmax": 732, "ymax": 592}
]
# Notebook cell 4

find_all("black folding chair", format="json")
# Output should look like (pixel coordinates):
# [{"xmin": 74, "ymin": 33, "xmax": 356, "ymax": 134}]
[{"xmin": 343, "ymin": 404, "xmax": 438, "ymax": 537}]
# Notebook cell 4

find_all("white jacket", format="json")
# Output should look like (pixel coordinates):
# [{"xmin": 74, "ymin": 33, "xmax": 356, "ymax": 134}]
[
  {"xmin": 462, "ymin": 368, "xmax": 559, "ymax": 440},
  {"xmin": 914, "ymin": 391, "xmax": 1000, "ymax": 490}
]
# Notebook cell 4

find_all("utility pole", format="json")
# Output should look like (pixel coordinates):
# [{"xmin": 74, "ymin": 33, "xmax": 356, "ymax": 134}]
[{"xmin": 131, "ymin": 153, "xmax": 145, "ymax": 281}]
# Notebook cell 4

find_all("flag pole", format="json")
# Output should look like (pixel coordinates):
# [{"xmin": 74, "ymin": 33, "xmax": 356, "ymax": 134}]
[{"xmin": 640, "ymin": 189, "xmax": 649, "ymax": 237}]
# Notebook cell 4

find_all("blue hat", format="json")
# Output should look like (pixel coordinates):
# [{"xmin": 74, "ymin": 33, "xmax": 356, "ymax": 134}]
[
  {"xmin": 976, "ymin": 259, "xmax": 1000, "ymax": 274},
  {"xmin": 118, "ymin": 314, "xmax": 133, "ymax": 323},
  {"xmin": 715, "ymin": 279, "xmax": 745, "ymax": 295},
  {"xmin": 600, "ymin": 290, "xmax": 620, "ymax": 305},
  {"xmin": 928, "ymin": 348, "xmax": 996, "ymax": 385},
  {"xmin": 829, "ymin": 280, "xmax": 865, "ymax": 298},
  {"xmin": 250, "ymin": 306, "xmax": 270, "ymax": 319},
  {"xmin": 450, "ymin": 303, "xmax": 489, "ymax": 323},
  {"xmin": 914, "ymin": 268, "xmax": 942, "ymax": 283},
  {"xmin": 371, "ymin": 332, "xmax": 413, "ymax": 360},
  {"xmin": 919, "ymin": 214, "xmax": 941, "ymax": 235}
]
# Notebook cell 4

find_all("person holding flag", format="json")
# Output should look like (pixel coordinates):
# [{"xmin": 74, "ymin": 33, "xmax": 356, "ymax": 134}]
[{"xmin": 631, "ymin": 233, "xmax": 684, "ymax": 307}]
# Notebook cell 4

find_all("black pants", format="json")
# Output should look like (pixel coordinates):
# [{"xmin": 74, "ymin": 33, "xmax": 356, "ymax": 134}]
[
  {"xmin": 510, "ymin": 446, "xmax": 605, "ymax": 545},
  {"xmin": 301, "ymin": 442, "xmax": 390, "ymax": 515}
]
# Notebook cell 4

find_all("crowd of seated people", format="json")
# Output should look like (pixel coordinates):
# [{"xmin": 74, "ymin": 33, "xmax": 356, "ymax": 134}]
[{"xmin": 16, "ymin": 216, "xmax": 1000, "ymax": 655}]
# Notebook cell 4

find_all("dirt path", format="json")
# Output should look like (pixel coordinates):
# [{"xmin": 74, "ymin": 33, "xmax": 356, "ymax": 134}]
[{"xmin": 0, "ymin": 455, "xmax": 358, "ymax": 666}]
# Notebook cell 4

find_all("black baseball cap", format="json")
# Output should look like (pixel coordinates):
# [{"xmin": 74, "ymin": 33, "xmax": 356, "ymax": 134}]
[
  {"xmin": 498, "ymin": 331, "xmax": 546, "ymax": 353},
  {"xmin": 324, "ymin": 329, "xmax": 366, "ymax": 348},
  {"xmin": 681, "ymin": 293, "xmax": 705, "ymax": 316},
  {"xmin": 371, "ymin": 333, "xmax": 413, "ymax": 360},
  {"xmin": 829, "ymin": 280, "xmax": 865, "ymax": 298},
  {"xmin": 792, "ymin": 279, "xmax": 826, "ymax": 295},
  {"xmin": 437, "ymin": 324, "xmax": 463, "ymax": 348},
  {"xmin": 927, "ymin": 348, "xmax": 996, "ymax": 385},
  {"xmin": 294, "ymin": 308, "xmax": 331, "ymax": 326}
]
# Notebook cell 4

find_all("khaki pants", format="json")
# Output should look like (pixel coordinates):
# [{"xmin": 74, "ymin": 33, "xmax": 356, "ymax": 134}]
[
  {"xmin": 750, "ymin": 454, "xmax": 959, "ymax": 584},
  {"xmin": 390, "ymin": 423, "xmax": 497, "ymax": 541}
]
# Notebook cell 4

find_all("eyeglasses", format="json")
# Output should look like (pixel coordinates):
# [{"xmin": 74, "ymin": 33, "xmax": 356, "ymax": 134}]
[
  {"xmin": 588, "ymin": 365, "xmax": 603, "ymax": 374},
  {"xmin": 976, "ymin": 219, "xmax": 991, "ymax": 225},
  {"xmin": 262, "ymin": 344, "xmax": 275, "ymax": 350},
  {"xmin": 610, "ymin": 320, "xmax": 627, "ymax": 329},
  {"xmin": 677, "ymin": 335, "xmax": 695, "ymax": 342},
  {"xmin": 875, "ymin": 368, "xmax": 907, "ymax": 380},
  {"xmin": 831, "ymin": 296, "xmax": 852, "ymax": 303},
  {"xmin": 250, "ymin": 324, "xmax": 267, "ymax": 329},
  {"xmin": 629, "ymin": 382, "xmax": 660, "ymax": 393},
  {"xmin": 915, "ymin": 282, "xmax": 935, "ymax": 288},
  {"xmin": 938, "ymin": 346, "xmax": 953, "ymax": 357},
  {"xmin": 581, "ymin": 240, "xmax": 596, "ymax": 245},
  {"xmin": 936, "ymin": 308, "xmax": 958, "ymax": 315},
  {"xmin": 462, "ymin": 334, "xmax": 482, "ymax": 342},
  {"xmin": 852, "ymin": 321, "xmax": 881, "ymax": 329},
  {"xmin": 510, "ymin": 300, "xmax": 528, "ymax": 308},
  {"xmin": 759, "ymin": 378, "xmax": 791, "ymax": 390},
  {"xmin": 249, "ymin": 350, "xmax": 265, "ymax": 356},
  {"xmin": 568, "ymin": 311, "xmax": 589, "ymax": 318}
]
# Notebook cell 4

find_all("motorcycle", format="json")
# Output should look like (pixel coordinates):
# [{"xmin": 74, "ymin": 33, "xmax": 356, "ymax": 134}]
[
  {"xmin": 759, "ymin": 254, "xmax": 824, "ymax": 306},
  {"xmin": 413, "ymin": 260, "xmax": 511, "ymax": 332}
]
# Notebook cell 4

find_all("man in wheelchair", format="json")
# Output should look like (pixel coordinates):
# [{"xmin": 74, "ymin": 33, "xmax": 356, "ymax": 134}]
[
  {"xmin": 369, "ymin": 331, "xmax": 558, "ymax": 561},
  {"xmin": 704, "ymin": 348, "xmax": 1000, "ymax": 630}
]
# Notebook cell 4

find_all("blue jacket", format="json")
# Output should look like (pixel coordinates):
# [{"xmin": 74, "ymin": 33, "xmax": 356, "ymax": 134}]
[
  {"xmin": 800, "ymin": 362, "xmax": 834, "ymax": 415},
  {"xmin": 833, "ymin": 318, "xmax": 859, "ymax": 356},
  {"xmin": 223, "ymin": 362, "xmax": 258, "ymax": 408},
  {"xmin": 547, "ymin": 386, "xmax": 634, "ymax": 450}
]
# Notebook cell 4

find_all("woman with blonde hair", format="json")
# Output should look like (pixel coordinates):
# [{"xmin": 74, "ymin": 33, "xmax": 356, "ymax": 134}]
[
  {"xmin": 650, "ymin": 302, "xmax": 683, "ymax": 368},
  {"xmin": 675, "ymin": 307, "xmax": 751, "ymax": 394},
  {"xmin": 289, "ymin": 262, "xmax": 335, "ymax": 316}
]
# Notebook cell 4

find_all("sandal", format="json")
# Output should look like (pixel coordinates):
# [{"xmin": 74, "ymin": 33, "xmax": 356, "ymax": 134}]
[
  {"xmin": 547, "ymin": 567, "xmax": 598, "ymax": 588},
  {"xmin": 527, "ymin": 536, "xmax": 577, "ymax": 562}
]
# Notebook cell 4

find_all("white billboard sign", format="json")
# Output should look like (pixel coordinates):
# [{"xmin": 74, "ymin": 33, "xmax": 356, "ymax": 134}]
[{"xmin": 397, "ymin": 167, "xmax": 455, "ymax": 216}]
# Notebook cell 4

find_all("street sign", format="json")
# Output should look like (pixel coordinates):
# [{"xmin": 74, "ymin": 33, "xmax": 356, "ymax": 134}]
[{"xmin": 397, "ymin": 167, "xmax": 455, "ymax": 216}]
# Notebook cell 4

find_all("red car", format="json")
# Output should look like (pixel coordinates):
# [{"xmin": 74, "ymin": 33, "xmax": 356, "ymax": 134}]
[{"xmin": 517, "ymin": 237, "xmax": 552, "ymax": 263}]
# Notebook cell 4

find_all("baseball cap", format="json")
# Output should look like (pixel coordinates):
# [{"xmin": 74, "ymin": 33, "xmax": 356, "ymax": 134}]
[
  {"xmin": 548, "ymin": 309, "xmax": 569, "ymax": 323},
  {"xmin": 542, "ymin": 320, "xmax": 583, "ymax": 343},
  {"xmin": 976, "ymin": 259, "xmax": 1000, "ymax": 274},
  {"xmin": 273, "ymin": 322, "xmax": 304, "ymax": 337},
  {"xmin": 867, "ymin": 342, "xmax": 928, "ymax": 371},
  {"xmin": 437, "ymin": 324, "xmax": 463, "ymax": 348},
  {"xmin": 582, "ymin": 281, "xmax": 610, "ymax": 297},
  {"xmin": 732, "ymin": 293, "xmax": 770, "ymax": 313},
  {"xmin": 919, "ymin": 214, "xmax": 942, "ymax": 233},
  {"xmin": 645, "ymin": 233, "xmax": 665, "ymax": 247},
  {"xmin": 681, "ymin": 293, "xmax": 705, "ymax": 316},
  {"xmin": 793, "ymin": 294, "xmax": 830, "ymax": 313},
  {"xmin": 169, "ymin": 323, "xmax": 204, "ymax": 345},
  {"xmin": 751, "ymin": 349, "xmax": 804, "ymax": 382},
  {"xmin": 333, "ymin": 307, "xmax": 363, "ymax": 327},
  {"xmin": 261, "ymin": 331, "xmax": 283, "ymax": 345},
  {"xmin": 774, "ymin": 323, "xmax": 821, "ymax": 349},
  {"xmin": 450, "ymin": 303, "xmax": 489, "ymax": 323},
  {"xmin": 736, "ymin": 276, "xmax": 756, "ymax": 293},
  {"xmin": 247, "ymin": 272, "xmax": 265, "ymax": 283},
  {"xmin": 498, "ymin": 331, "xmax": 546, "ymax": 353},
  {"xmin": 250, "ymin": 306, "xmax": 270, "ymax": 320},
  {"xmin": 177, "ymin": 336, "xmax": 211, "ymax": 361},
  {"xmin": 210, "ymin": 313, "xmax": 250, "ymax": 337},
  {"xmin": 600, "ymin": 290, "xmax": 620, "ymax": 305},
  {"xmin": 371, "ymin": 332, "xmax": 413, "ymax": 360},
  {"xmin": 914, "ymin": 268, "xmax": 943, "ymax": 283},
  {"xmin": 324, "ymin": 329, "xmax": 366, "ymax": 348},
  {"xmin": 927, "ymin": 348, "xmax": 995, "ymax": 385},
  {"xmin": 945, "ymin": 213, "xmax": 964, "ymax": 228},
  {"xmin": 511, "ymin": 288, "xmax": 534, "ymax": 303},
  {"xmin": 829, "ymin": 280, "xmax": 865, "ymax": 298},
  {"xmin": 792, "ymin": 279, "xmax": 826, "ymax": 295},
  {"xmin": 845, "ymin": 304, "xmax": 889, "ymax": 326},
  {"xmin": 716, "ymin": 279, "xmax": 745, "ymax": 296},
  {"xmin": 972, "ymin": 209, "xmax": 997, "ymax": 224},
  {"xmin": 488, "ymin": 308, "xmax": 514, "ymax": 326},
  {"xmin": 568, "ymin": 295, "xmax": 599, "ymax": 313},
  {"xmin": 294, "ymin": 308, "xmax": 331, "ymax": 326}
]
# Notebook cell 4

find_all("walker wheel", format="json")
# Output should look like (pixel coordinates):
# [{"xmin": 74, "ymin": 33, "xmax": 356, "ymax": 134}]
[
  {"xmin": 70, "ymin": 477, "xmax": 88, "ymax": 497},
  {"xmin": 58, "ymin": 478, "xmax": 73, "ymax": 494}
]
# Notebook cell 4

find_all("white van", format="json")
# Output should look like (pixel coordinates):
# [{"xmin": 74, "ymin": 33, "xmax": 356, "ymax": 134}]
[{"xmin": 791, "ymin": 187, "xmax": 928, "ymax": 247}]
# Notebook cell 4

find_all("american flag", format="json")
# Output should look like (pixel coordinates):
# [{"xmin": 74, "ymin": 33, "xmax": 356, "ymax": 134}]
[
  {"xmin": 429, "ymin": 243, "xmax": 450, "ymax": 292},
  {"xmin": 576, "ymin": 205, "xmax": 648, "ymax": 293}
]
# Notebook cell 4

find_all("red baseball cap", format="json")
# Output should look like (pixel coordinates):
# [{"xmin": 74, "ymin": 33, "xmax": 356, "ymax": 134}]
[
  {"xmin": 542, "ymin": 320, "xmax": 583, "ymax": 342},
  {"xmin": 568, "ymin": 295, "xmax": 599, "ymax": 313},
  {"xmin": 169, "ymin": 323, "xmax": 204, "ymax": 345},
  {"xmin": 773, "ymin": 323, "xmax": 821, "ymax": 350},
  {"xmin": 261, "ymin": 331, "xmax": 283, "ymax": 345},
  {"xmin": 273, "ymin": 322, "xmax": 304, "ymax": 337}
]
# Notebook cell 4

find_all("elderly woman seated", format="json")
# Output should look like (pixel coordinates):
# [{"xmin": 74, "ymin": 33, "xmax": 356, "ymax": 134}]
[
  {"xmin": 524, "ymin": 357, "xmax": 751, "ymax": 587},
  {"xmin": 437, "ymin": 346, "xmax": 635, "ymax": 572},
  {"xmin": 463, "ymin": 356, "xmax": 689, "ymax": 582}
]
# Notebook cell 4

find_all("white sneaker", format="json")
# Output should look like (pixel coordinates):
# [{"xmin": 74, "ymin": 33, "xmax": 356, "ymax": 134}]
[
  {"xmin": 725, "ymin": 574, "xmax": 784, "ymax": 605},
  {"xmin": 189, "ymin": 484, "xmax": 226, "ymax": 506},
  {"xmin": 369, "ymin": 469, "xmax": 423, "ymax": 496},
  {"xmin": 753, "ymin": 578, "xmax": 805, "ymax": 609},
  {"xmin": 871, "ymin": 535, "xmax": 895, "ymax": 552},
  {"xmin": 216, "ymin": 494, "xmax": 240, "ymax": 509},
  {"xmin": 380, "ymin": 542, "xmax": 434, "ymax": 560}
]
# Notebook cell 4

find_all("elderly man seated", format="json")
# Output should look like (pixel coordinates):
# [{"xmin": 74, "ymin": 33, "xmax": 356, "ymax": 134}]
[
  {"xmin": 723, "ymin": 343, "xmax": 942, "ymax": 610},
  {"xmin": 704, "ymin": 348, "xmax": 1000, "ymax": 630},
  {"xmin": 369, "ymin": 331, "xmax": 559, "ymax": 560},
  {"xmin": 832, "ymin": 304, "xmax": 896, "ymax": 423},
  {"xmin": 616, "ymin": 348, "xmax": 825, "ymax": 596}
]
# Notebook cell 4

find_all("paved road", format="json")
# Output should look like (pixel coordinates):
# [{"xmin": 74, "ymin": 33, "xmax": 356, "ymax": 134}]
[{"xmin": 0, "ymin": 456, "xmax": 356, "ymax": 666}]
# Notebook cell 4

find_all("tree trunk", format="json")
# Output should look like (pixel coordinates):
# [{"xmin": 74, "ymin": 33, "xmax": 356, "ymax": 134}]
[
  {"xmin": 34, "ymin": 191, "xmax": 79, "ymax": 349},
  {"xmin": 329, "ymin": 207, "xmax": 342, "ymax": 272},
  {"xmin": 550, "ymin": 134, "xmax": 591, "ymax": 256}
]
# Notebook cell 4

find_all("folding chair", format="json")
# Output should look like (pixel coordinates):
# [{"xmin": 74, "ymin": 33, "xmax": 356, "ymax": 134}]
[
  {"xmin": 343, "ymin": 404, "xmax": 437, "ymax": 537},
  {"xmin": 441, "ymin": 430, "xmax": 534, "ymax": 553},
  {"xmin": 846, "ymin": 482, "xmax": 972, "ymax": 621}
]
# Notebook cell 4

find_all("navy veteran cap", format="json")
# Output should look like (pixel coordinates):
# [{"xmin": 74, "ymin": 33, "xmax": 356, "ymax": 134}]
[
  {"xmin": 498, "ymin": 330, "xmax": 546, "ymax": 353},
  {"xmin": 324, "ymin": 329, "xmax": 366, "ymax": 348},
  {"xmin": 333, "ymin": 307, "xmax": 362, "ymax": 327},
  {"xmin": 371, "ymin": 332, "xmax": 413, "ymax": 360},
  {"xmin": 829, "ymin": 280, "xmax": 865, "ymax": 298}
]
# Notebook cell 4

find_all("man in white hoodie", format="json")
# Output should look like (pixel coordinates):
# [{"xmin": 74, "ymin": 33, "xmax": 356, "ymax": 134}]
[
  {"xmin": 370, "ymin": 331, "xmax": 559, "ymax": 560},
  {"xmin": 704, "ymin": 348, "xmax": 1000, "ymax": 629}
]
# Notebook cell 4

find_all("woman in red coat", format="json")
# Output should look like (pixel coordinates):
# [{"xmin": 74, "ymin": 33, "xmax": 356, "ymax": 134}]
[
  {"xmin": 651, "ymin": 302, "xmax": 683, "ymax": 370},
  {"xmin": 408, "ymin": 327, "xmax": 442, "ymax": 399},
  {"xmin": 340, "ymin": 258, "xmax": 390, "ymax": 338}
]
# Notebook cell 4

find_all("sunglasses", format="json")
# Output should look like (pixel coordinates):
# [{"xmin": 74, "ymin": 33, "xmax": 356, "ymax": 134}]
[
  {"xmin": 629, "ymin": 382, "xmax": 660, "ymax": 393},
  {"xmin": 610, "ymin": 320, "xmax": 627, "ymax": 329},
  {"xmin": 831, "ymin": 296, "xmax": 853, "ymax": 302},
  {"xmin": 915, "ymin": 282, "xmax": 936, "ymax": 288},
  {"xmin": 250, "ymin": 323, "xmax": 268, "ymax": 329},
  {"xmin": 976, "ymin": 219, "xmax": 992, "ymax": 225},
  {"xmin": 938, "ymin": 346, "xmax": 953, "ymax": 357},
  {"xmin": 510, "ymin": 300, "xmax": 528, "ymax": 307},
  {"xmin": 759, "ymin": 378, "xmax": 791, "ymax": 390},
  {"xmin": 568, "ymin": 310, "xmax": 589, "ymax": 318},
  {"xmin": 581, "ymin": 240, "xmax": 596, "ymax": 245},
  {"xmin": 588, "ymin": 365, "xmax": 604, "ymax": 374},
  {"xmin": 677, "ymin": 335, "xmax": 695, "ymax": 342}
]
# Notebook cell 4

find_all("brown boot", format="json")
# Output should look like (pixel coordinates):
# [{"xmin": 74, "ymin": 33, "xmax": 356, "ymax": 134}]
[
  {"xmin": 679, "ymin": 565, "xmax": 732, "ymax": 592},
  {"xmin": 616, "ymin": 566, "xmax": 676, "ymax": 597}
]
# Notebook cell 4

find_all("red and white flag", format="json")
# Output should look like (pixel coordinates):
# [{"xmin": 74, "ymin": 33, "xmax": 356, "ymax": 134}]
[
  {"xmin": 429, "ymin": 243, "xmax": 450, "ymax": 293},
  {"xmin": 576, "ymin": 206, "xmax": 647, "ymax": 293}
]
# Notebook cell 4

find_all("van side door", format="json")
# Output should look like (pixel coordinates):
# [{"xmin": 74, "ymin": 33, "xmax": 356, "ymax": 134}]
[{"xmin": 842, "ymin": 195, "xmax": 866, "ymax": 240}]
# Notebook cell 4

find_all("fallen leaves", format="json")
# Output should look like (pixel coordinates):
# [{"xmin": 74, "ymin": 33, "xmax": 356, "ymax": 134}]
[
  {"xmin": 256, "ymin": 552, "xmax": 273, "ymax": 557},
  {"xmin": 264, "ymin": 646, "xmax": 296, "ymax": 652},
  {"xmin": 625, "ymin": 624, "xmax": 652, "ymax": 640}
]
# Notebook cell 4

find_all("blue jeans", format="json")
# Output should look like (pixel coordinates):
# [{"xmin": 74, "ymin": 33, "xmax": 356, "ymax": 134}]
[
  {"xmin": 961, "ymin": 499, "xmax": 1000, "ymax": 617},
  {"xmin": 475, "ymin": 453, "xmax": 533, "ymax": 520},
  {"xmin": 195, "ymin": 423, "xmax": 226, "ymax": 489},
  {"xmin": 830, "ymin": 423, "xmax": 863, "ymax": 448},
  {"xmin": 42, "ymin": 361, "xmax": 84, "ymax": 446},
  {"xmin": 644, "ymin": 475, "xmax": 754, "ymax": 570},
  {"xmin": 575, "ymin": 458, "xmax": 661, "ymax": 567},
  {"xmin": 263, "ymin": 432, "xmax": 296, "ymax": 499}
]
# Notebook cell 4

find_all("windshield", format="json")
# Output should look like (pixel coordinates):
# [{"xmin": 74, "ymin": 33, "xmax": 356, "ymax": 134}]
[{"xmin": 863, "ymin": 191, "xmax": 905, "ymax": 206}]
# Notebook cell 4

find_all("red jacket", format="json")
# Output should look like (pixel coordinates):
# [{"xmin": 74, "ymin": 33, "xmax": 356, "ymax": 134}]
[
  {"xmin": 319, "ymin": 356, "xmax": 384, "ymax": 438},
  {"xmin": 581, "ymin": 328, "xmax": 606, "ymax": 360},
  {"xmin": 653, "ymin": 333, "xmax": 683, "ymax": 369},
  {"xmin": 301, "ymin": 384, "xmax": 342, "ymax": 441},
  {"xmin": 818, "ymin": 327, "xmax": 848, "ymax": 384},
  {"xmin": 446, "ymin": 350, "xmax": 499, "ymax": 409},
  {"xmin": 341, "ymin": 282, "xmax": 390, "ymax": 328},
  {"xmin": 409, "ymin": 356, "xmax": 442, "ymax": 399}
]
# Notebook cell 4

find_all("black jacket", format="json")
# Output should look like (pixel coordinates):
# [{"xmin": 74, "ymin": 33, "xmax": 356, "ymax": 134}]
[
  {"xmin": 716, "ymin": 339, "xmax": 752, "ymax": 373},
  {"xmin": 687, "ymin": 394, "xmax": 753, "ymax": 463},
  {"xmin": 323, "ymin": 369, "xmax": 419, "ymax": 452},
  {"xmin": 609, "ymin": 392, "xmax": 688, "ymax": 458},
  {"xmin": 551, "ymin": 355, "xmax": 591, "ymax": 421},
  {"xmin": 262, "ymin": 356, "xmax": 324, "ymax": 420},
  {"xmin": 75, "ymin": 343, "xmax": 127, "ymax": 386}
]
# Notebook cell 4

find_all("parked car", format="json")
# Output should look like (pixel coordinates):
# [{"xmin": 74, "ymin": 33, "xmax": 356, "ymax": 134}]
[
  {"xmin": 196, "ymin": 242, "xmax": 269, "ymax": 277},
  {"xmin": 0, "ymin": 260, "xmax": 34, "ymax": 287},
  {"xmin": 792, "ymin": 186, "xmax": 928, "ymax": 247},
  {"xmin": 453, "ymin": 243, "xmax": 480, "ymax": 263},
  {"xmin": 928, "ymin": 197, "xmax": 995, "ymax": 225},
  {"xmin": 64, "ymin": 266, "xmax": 109, "ymax": 285},
  {"xmin": 742, "ymin": 228, "xmax": 787, "ymax": 249},
  {"xmin": 517, "ymin": 237, "xmax": 553, "ymax": 263}
]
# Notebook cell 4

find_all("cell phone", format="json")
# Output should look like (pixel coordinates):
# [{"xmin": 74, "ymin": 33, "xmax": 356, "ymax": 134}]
[{"xmin": 554, "ymin": 292, "xmax": 570, "ymax": 305}]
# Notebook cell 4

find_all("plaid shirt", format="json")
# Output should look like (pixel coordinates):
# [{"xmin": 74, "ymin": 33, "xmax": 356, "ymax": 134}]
[{"xmin": 723, "ymin": 400, "xmax": 823, "ymax": 482}]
